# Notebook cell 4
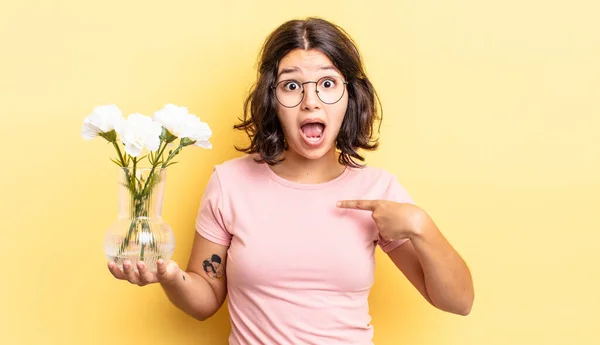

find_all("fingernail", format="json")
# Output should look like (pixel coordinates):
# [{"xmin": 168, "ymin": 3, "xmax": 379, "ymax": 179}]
[{"xmin": 336, "ymin": 202, "xmax": 341, "ymax": 207}]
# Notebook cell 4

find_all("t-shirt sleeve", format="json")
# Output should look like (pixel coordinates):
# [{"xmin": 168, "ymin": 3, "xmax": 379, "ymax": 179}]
[
  {"xmin": 195, "ymin": 168, "xmax": 232, "ymax": 247},
  {"xmin": 377, "ymin": 174, "xmax": 415, "ymax": 253}
]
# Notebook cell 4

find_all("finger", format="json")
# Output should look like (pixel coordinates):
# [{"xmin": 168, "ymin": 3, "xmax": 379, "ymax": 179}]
[
  {"xmin": 156, "ymin": 259, "xmax": 168, "ymax": 277},
  {"xmin": 122, "ymin": 260, "xmax": 141, "ymax": 285},
  {"xmin": 107, "ymin": 261, "xmax": 126, "ymax": 280},
  {"xmin": 157, "ymin": 259, "xmax": 179, "ymax": 284},
  {"xmin": 336, "ymin": 199, "xmax": 379, "ymax": 211},
  {"xmin": 157, "ymin": 259, "xmax": 175, "ymax": 281},
  {"xmin": 137, "ymin": 261, "xmax": 156, "ymax": 284}
]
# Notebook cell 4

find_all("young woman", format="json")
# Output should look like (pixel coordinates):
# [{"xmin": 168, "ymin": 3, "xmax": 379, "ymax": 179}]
[{"xmin": 108, "ymin": 17, "xmax": 474, "ymax": 345}]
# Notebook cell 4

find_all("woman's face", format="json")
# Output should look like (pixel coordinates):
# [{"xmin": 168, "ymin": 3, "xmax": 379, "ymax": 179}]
[{"xmin": 273, "ymin": 48, "xmax": 349, "ymax": 161}]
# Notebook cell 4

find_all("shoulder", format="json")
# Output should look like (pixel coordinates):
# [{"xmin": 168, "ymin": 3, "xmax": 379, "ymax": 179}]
[
  {"xmin": 200, "ymin": 155, "xmax": 262, "ymax": 211},
  {"xmin": 348, "ymin": 164, "xmax": 413, "ymax": 203},
  {"xmin": 346, "ymin": 164, "xmax": 398, "ymax": 186},
  {"xmin": 207, "ymin": 154, "xmax": 267, "ymax": 196},
  {"xmin": 212, "ymin": 154, "xmax": 264, "ymax": 178}
]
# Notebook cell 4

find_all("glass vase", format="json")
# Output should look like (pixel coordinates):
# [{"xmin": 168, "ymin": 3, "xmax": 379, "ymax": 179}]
[{"xmin": 104, "ymin": 166, "xmax": 175, "ymax": 273}]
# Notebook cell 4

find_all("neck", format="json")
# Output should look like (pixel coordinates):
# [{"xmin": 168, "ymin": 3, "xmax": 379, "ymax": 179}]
[{"xmin": 269, "ymin": 148, "xmax": 346, "ymax": 184}]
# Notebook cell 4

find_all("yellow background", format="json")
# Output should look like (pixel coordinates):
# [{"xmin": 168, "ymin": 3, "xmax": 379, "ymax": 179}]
[{"xmin": 1, "ymin": 1, "xmax": 598, "ymax": 344}]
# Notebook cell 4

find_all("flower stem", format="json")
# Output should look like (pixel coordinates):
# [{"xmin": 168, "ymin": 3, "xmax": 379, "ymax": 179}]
[
  {"xmin": 117, "ymin": 219, "xmax": 137, "ymax": 256},
  {"xmin": 140, "ymin": 141, "xmax": 167, "ymax": 198},
  {"xmin": 112, "ymin": 141, "xmax": 127, "ymax": 167},
  {"xmin": 140, "ymin": 242, "xmax": 146, "ymax": 262},
  {"xmin": 162, "ymin": 144, "xmax": 184, "ymax": 169},
  {"xmin": 116, "ymin": 192, "xmax": 151, "ymax": 259}
]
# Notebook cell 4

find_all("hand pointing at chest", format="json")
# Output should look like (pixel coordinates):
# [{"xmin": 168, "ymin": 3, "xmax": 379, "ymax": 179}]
[{"xmin": 336, "ymin": 199, "xmax": 428, "ymax": 242}]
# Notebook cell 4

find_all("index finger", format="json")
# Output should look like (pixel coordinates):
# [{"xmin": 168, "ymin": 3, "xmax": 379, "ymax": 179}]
[{"xmin": 336, "ymin": 200, "xmax": 379, "ymax": 210}]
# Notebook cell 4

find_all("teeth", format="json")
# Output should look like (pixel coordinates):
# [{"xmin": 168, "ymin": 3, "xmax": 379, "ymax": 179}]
[{"xmin": 304, "ymin": 133, "xmax": 322, "ymax": 141}]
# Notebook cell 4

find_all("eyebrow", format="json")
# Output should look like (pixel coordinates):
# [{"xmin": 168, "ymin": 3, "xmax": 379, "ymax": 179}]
[
  {"xmin": 277, "ymin": 67, "xmax": 301, "ymax": 78},
  {"xmin": 277, "ymin": 65, "xmax": 341, "ymax": 79}
]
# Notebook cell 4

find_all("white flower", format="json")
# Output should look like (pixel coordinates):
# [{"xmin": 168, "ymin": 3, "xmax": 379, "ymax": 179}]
[
  {"xmin": 115, "ymin": 113, "xmax": 162, "ymax": 157},
  {"xmin": 179, "ymin": 115, "xmax": 212, "ymax": 148},
  {"xmin": 153, "ymin": 103, "xmax": 212, "ymax": 149},
  {"xmin": 153, "ymin": 104, "xmax": 187, "ymax": 134},
  {"xmin": 81, "ymin": 104, "xmax": 124, "ymax": 140}
]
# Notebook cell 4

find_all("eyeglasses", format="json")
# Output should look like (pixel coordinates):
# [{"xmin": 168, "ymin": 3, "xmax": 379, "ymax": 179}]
[{"xmin": 272, "ymin": 76, "xmax": 348, "ymax": 108}]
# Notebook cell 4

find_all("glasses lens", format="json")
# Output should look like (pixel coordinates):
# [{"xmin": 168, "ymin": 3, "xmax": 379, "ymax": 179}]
[
  {"xmin": 317, "ymin": 76, "xmax": 345, "ymax": 104},
  {"xmin": 275, "ymin": 80, "xmax": 303, "ymax": 107}
]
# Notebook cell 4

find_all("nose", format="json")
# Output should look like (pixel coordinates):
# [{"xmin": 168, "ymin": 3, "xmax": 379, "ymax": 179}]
[{"xmin": 300, "ymin": 82, "xmax": 321, "ymax": 111}]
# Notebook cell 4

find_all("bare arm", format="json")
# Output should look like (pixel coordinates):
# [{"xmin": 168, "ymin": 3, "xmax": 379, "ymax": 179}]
[
  {"xmin": 159, "ymin": 232, "xmax": 229, "ymax": 320},
  {"xmin": 108, "ymin": 232, "xmax": 229, "ymax": 321},
  {"xmin": 387, "ymin": 213, "xmax": 474, "ymax": 315}
]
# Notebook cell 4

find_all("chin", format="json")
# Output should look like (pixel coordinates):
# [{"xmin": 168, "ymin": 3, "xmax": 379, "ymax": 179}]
[
  {"xmin": 299, "ymin": 150, "xmax": 330, "ymax": 161},
  {"xmin": 290, "ymin": 139, "xmax": 337, "ymax": 161}
]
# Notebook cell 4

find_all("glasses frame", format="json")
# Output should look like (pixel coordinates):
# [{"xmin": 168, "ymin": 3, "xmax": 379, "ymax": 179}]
[{"xmin": 271, "ymin": 76, "xmax": 349, "ymax": 108}]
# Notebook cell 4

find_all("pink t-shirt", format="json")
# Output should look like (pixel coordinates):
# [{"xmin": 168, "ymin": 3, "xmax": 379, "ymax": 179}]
[{"xmin": 195, "ymin": 155, "xmax": 414, "ymax": 345}]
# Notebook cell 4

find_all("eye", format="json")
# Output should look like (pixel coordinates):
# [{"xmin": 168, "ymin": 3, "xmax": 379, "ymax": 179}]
[
  {"xmin": 282, "ymin": 81, "xmax": 301, "ymax": 92},
  {"xmin": 320, "ymin": 78, "xmax": 337, "ymax": 89}
]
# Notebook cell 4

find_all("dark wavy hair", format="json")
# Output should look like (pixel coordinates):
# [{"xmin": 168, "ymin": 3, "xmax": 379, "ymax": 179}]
[{"xmin": 234, "ymin": 17, "xmax": 382, "ymax": 168}]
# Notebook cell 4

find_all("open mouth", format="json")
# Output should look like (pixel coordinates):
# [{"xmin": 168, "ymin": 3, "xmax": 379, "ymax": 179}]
[
  {"xmin": 300, "ymin": 120, "xmax": 326, "ymax": 145},
  {"xmin": 301, "ymin": 122, "xmax": 325, "ymax": 139}
]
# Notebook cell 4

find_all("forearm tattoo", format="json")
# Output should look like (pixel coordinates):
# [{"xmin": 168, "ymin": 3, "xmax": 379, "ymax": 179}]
[{"xmin": 202, "ymin": 254, "xmax": 225, "ymax": 279}]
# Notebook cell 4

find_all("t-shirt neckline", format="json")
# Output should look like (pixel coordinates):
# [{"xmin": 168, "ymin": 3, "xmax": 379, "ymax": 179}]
[{"xmin": 261, "ymin": 161, "xmax": 351, "ymax": 190}]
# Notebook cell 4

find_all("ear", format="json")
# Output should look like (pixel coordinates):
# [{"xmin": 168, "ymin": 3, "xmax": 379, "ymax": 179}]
[{"xmin": 282, "ymin": 135, "xmax": 288, "ymax": 150}]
